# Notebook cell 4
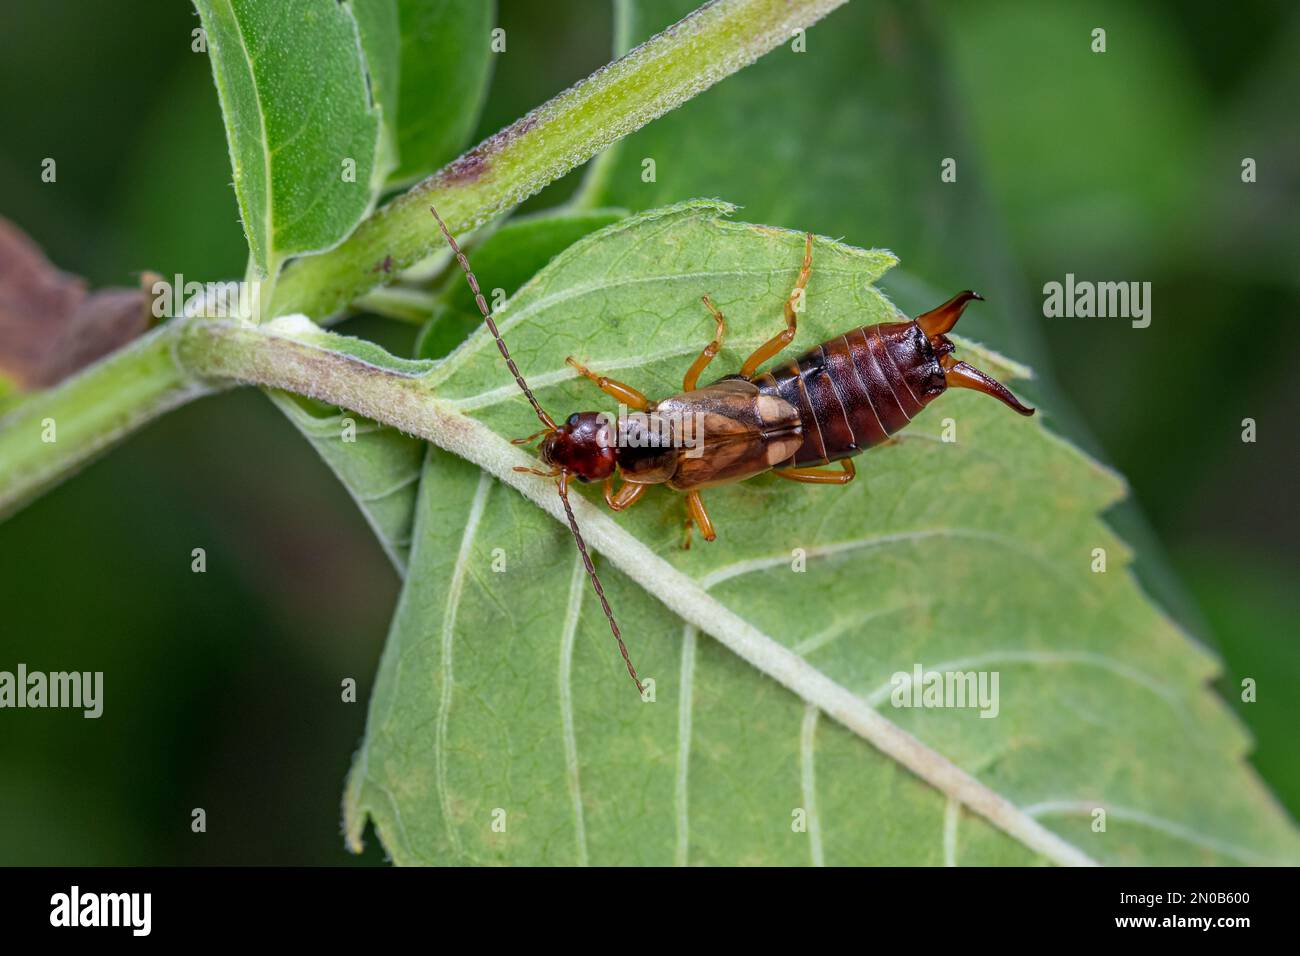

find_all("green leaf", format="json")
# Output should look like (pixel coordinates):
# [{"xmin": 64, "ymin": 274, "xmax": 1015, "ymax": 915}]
[
  {"xmin": 389, "ymin": 0, "xmax": 496, "ymax": 187},
  {"xmin": 350, "ymin": 0, "xmax": 402, "ymax": 185},
  {"xmin": 416, "ymin": 207, "xmax": 625, "ymax": 360},
  {"xmin": 195, "ymin": 0, "xmax": 383, "ymax": 278},
  {"xmin": 269, "ymin": 392, "xmax": 425, "ymax": 573},
  {"xmin": 344, "ymin": 201, "xmax": 1300, "ymax": 864}
]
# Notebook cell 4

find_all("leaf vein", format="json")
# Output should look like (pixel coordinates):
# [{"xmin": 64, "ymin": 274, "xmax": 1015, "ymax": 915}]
[
  {"xmin": 434, "ymin": 472, "xmax": 493, "ymax": 858},
  {"xmin": 674, "ymin": 625, "xmax": 698, "ymax": 867},
  {"xmin": 559, "ymin": 553, "xmax": 590, "ymax": 866}
]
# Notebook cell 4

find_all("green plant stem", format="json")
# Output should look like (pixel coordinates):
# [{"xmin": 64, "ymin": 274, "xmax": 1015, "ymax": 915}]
[
  {"xmin": 0, "ymin": 0, "xmax": 848, "ymax": 520},
  {"xmin": 568, "ymin": 0, "xmax": 638, "ymax": 211},
  {"xmin": 354, "ymin": 286, "xmax": 437, "ymax": 324},
  {"xmin": 0, "ymin": 324, "xmax": 214, "ymax": 519},
  {"xmin": 177, "ymin": 320, "xmax": 434, "ymax": 431},
  {"xmin": 270, "ymin": 0, "xmax": 847, "ymax": 320}
]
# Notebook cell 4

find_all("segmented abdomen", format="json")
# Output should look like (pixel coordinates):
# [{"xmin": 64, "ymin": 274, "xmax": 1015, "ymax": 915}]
[{"xmin": 753, "ymin": 321, "xmax": 937, "ymax": 467}]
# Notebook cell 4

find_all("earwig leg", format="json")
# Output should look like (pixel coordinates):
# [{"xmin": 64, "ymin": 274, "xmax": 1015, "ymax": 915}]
[
  {"xmin": 683, "ymin": 491, "xmax": 716, "ymax": 548},
  {"xmin": 740, "ymin": 232, "xmax": 813, "ymax": 379},
  {"xmin": 683, "ymin": 295, "xmax": 727, "ymax": 391},
  {"xmin": 774, "ymin": 459, "xmax": 856, "ymax": 485},
  {"xmin": 565, "ymin": 357, "xmax": 649, "ymax": 410},
  {"xmin": 514, "ymin": 465, "xmax": 561, "ymax": 477},
  {"xmin": 603, "ymin": 475, "xmax": 648, "ymax": 512}
]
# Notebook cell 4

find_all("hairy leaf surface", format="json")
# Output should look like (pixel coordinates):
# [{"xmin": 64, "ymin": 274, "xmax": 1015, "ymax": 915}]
[{"xmin": 195, "ymin": 0, "xmax": 382, "ymax": 277}]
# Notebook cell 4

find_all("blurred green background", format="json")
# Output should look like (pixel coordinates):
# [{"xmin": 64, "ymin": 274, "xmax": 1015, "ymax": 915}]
[{"xmin": 0, "ymin": 0, "xmax": 1294, "ymax": 863}]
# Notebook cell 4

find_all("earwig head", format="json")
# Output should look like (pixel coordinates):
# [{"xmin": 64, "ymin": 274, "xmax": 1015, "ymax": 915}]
[
  {"xmin": 913, "ymin": 291, "xmax": 1035, "ymax": 417},
  {"xmin": 538, "ymin": 412, "xmax": 618, "ymax": 482}
]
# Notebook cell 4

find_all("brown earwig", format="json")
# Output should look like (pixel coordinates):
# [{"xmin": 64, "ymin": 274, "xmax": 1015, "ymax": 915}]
[{"xmin": 432, "ymin": 209, "xmax": 1034, "ymax": 692}]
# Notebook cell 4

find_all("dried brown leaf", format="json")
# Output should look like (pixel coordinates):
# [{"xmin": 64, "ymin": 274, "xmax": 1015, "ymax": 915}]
[{"xmin": 0, "ymin": 217, "xmax": 150, "ymax": 390}]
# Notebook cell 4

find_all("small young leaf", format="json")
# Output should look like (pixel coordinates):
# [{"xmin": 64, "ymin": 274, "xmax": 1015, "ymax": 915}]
[
  {"xmin": 388, "ymin": 0, "xmax": 496, "ymax": 187},
  {"xmin": 194, "ymin": 0, "xmax": 383, "ymax": 278},
  {"xmin": 350, "ymin": 0, "xmax": 402, "ymax": 185}
]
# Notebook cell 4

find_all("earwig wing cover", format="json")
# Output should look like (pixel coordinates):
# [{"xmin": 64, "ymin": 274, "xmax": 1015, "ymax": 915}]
[{"xmin": 657, "ymin": 380, "xmax": 804, "ymax": 490}]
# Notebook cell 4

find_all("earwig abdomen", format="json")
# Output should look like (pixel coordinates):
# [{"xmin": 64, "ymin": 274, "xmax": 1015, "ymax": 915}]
[
  {"xmin": 623, "ymin": 320, "xmax": 953, "ymax": 490},
  {"xmin": 753, "ymin": 320, "xmax": 947, "ymax": 468}
]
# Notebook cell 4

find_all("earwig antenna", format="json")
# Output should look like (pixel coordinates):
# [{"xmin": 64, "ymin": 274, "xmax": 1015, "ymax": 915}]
[
  {"xmin": 557, "ymin": 474, "xmax": 644, "ymax": 695},
  {"xmin": 430, "ymin": 205, "xmax": 643, "ymax": 696},
  {"xmin": 430, "ymin": 206, "xmax": 555, "ymax": 431}
]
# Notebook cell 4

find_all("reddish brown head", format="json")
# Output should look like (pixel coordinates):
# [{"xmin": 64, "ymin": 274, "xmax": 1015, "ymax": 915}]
[
  {"xmin": 538, "ymin": 412, "xmax": 618, "ymax": 482},
  {"xmin": 914, "ymin": 291, "xmax": 1035, "ymax": 417}
]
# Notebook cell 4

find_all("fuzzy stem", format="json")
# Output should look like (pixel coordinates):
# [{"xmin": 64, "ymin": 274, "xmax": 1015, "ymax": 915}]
[
  {"xmin": 0, "ymin": 324, "xmax": 214, "ymax": 519},
  {"xmin": 354, "ymin": 286, "xmax": 437, "ymax": 324},
  {"xmin": 568, "ymin": 0, "xmax": 639, "ymax": 211},
  {"xmin": 270, "ymin": 0, "xmax": 847, "ymax": 320}
]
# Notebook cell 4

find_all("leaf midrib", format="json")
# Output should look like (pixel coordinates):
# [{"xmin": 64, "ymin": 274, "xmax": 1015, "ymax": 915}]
[{"xmin": 221, "ymin": 0, "xmax": 278, "ymax": 276}]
